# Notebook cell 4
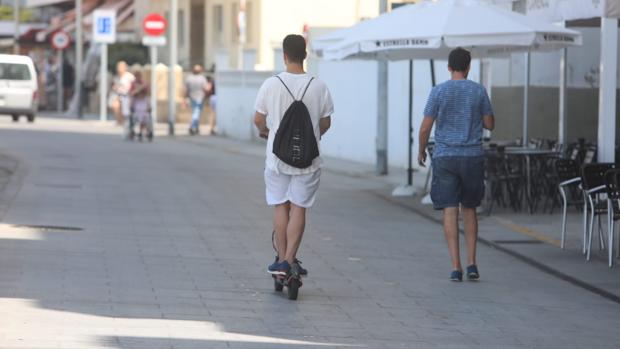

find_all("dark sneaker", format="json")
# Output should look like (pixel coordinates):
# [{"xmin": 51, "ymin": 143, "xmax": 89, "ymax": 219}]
[
  {"xmin": 289, "ymin": 261, "xmax": 302, "ymax": 278},
  {"xmin": 274, "ymin": 256, "xmax": 308, "ymax": 276},
  {"xmin": 450, "ymin": 270, "xmax": 463, "ymax": 282},
  {"xmin": 293, "ymin": 259, "xmax": 308, "ymax": 276},
  {"xmin": 466, "ymin": 265, "xmax": 480, "ymax": 281},
  {"xmin": 268, "ymin": 260, "xmax": 290, "ymax": 275}
]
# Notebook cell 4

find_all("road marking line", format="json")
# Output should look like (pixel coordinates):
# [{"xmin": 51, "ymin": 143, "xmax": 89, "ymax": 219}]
[{"xmin": 494, "ymin": 217, "xmax": 561, "ymax": 247}]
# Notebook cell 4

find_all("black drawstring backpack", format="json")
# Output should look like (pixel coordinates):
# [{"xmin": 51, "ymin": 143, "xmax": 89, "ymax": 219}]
[{"xmin": 272, "ymin": 76, "xmax": 319, "ymax": 169}]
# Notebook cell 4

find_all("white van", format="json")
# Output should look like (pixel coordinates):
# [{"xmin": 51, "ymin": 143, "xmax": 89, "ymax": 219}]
[{"xmin": 0, "ymin": 54, "xmax": 38, "ymax": 122}]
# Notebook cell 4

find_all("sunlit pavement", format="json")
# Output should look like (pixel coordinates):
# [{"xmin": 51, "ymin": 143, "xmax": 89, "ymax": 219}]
[{"xmin": 0, "ymin": 117, "xmax": 618, "ymax": 349}]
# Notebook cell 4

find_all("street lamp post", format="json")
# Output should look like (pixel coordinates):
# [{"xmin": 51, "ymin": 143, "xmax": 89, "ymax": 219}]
[
  {"xmin": 76, "ymin": 0, "xmax": 83, "ymax": 119},
  {"xmin": 168, "ymin": 0, "xmax": 178, "ymax": 135},
  {"xmin": 14, "ymin": 0, "xmax": 20, "ymax": 54}
]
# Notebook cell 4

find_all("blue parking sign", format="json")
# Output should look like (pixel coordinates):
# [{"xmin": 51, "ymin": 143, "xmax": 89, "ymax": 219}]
[
  {"xmin": 93, "ymin": 10, "xmax": 116, "ymax": 43},
  {"xmin": 97, "ymin": 17, "xmax": 112, "ymax": 35}
]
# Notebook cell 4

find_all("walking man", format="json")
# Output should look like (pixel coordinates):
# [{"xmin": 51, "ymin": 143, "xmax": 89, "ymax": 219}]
[
  {"xmin": 184, "ymin": 64, "xmax": 209, "ymax": 135},
  {"xmin": 418, "ymin": 48, "xmax": 495, "ymax": 282},
  {"xmin": 254, "ymin": 34, "xmax": 334, "ymax": 276}
]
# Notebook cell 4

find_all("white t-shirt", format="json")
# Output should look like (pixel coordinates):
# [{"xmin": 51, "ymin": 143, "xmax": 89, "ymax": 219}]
[
  {"xmin": 113, "ymin": 72, "xmax": 135, "ymax": 96},
  {"xmin": 255, "ymin": 72, "xmax": 334, "ymax": 175}
]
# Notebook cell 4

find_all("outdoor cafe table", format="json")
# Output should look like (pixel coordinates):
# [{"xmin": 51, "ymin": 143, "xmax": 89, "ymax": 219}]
[{"xmin": 501, "ymin": 147, "xmax": 561, "ymax": 214}]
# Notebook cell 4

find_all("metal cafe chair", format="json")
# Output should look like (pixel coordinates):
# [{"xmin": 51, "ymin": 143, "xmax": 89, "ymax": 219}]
[
  {"xmin": 582, "ymin": 163, "xmax": 617, "ymax": 261},
  {"xmin": 583, "ymin": 145, "xmax": 597, "ymax": 165},
  {"xmin": 556, "ymin": 159, "xmax": 583, "ymax": 250},
  {"xmin": 604, "ymin": 169, "xmax": 620, "ymax": 267},
  {"xmin": 484, "ymin": 146, "xmax": 524, "ymax": 214}
]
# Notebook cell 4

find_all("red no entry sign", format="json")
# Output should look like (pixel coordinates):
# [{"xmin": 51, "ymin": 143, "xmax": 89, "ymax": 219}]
[
  {"xmin": 143, "ymin": 13, "xmax": 167, "ymax": 37},
  {"xmin": 51, "ymin": 31, "xmax": 71, "ymax": 51}
]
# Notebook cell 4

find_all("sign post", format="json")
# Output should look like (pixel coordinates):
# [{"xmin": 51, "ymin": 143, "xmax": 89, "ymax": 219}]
[
  {"xmin": 93, "ymin": 10, "xmax": 117, "ymax": 122},
  {"xmin": 168, "ymin": 0, "xmax": 178, "ymax": 136},
  {"xmin": 142, "ymin": 13, "xmax": 167, "ymax": 137},
  {"xmin": 76, "ymin": 0, "xmax": 83, "ymax": 119},
  {"xmin": 51, "ymin": 31, "xmax": 71, "ymax": 112}
]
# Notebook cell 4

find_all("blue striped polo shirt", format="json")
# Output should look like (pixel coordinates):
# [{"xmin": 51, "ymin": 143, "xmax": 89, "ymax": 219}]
[{"xmin": 423, "ymin": 79, "xmax": 493, "ymax": 158}]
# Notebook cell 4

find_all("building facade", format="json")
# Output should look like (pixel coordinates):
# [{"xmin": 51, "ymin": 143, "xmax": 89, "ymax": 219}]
[{"xmin": 135, "ymin": 0, "xmax": 422, "ymax": 71}]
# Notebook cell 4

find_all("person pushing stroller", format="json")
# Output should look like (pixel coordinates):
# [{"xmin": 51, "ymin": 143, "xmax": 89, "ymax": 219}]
[{"xmin": 129, "ymin": 72, "xmax": 153, "ymax": 142}]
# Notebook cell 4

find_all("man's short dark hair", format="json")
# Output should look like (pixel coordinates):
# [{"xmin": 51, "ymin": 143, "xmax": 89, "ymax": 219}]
[
  {"xmin": 448, "ymin": 48, "xmax": 471, "ymax": 72},
  {"xmin": 283, "ymin": 34, "xmax": 307, "ymax": 64}
]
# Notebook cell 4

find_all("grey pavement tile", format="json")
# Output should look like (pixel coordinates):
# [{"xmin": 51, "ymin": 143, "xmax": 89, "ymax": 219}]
[{"xmin": 1, "ymin": 120, "xmax": 619, "ymax": 349}]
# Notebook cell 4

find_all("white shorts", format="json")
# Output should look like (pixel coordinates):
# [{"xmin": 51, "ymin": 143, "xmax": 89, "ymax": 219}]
[{"xmin": 264, "ymin": 168, "xmax": 321, "ymax": 208}]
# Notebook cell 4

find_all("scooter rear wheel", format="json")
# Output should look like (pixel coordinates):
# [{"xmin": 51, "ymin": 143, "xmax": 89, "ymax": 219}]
[{"xmin": 287, "ymin": 278, "xmax": 300, "ymax": 300}]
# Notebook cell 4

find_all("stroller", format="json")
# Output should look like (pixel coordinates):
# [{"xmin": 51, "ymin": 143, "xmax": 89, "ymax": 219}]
[{"xmin": 127, "ymin": 77, "xmax": 153, "ymax": 142}]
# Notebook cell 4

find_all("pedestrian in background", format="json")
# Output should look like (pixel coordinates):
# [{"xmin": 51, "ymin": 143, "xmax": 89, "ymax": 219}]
[
  {"xmin": 44, "ymin": 55, "xmax": 58, "ymax": 110},
  {"xmin": 184, "ymin": 64, "xmax": 209, "ymax": 135},
  {"xmin": 130, "ymin": 72, "xmax": 153, "ymax": 142},
  {"xmin": 110, "ymin": 61, "xmax": 135, "ymax": 126},
  {"xmin": 62, "ymin": 58, "xmax": 75, "ymax": 110},
  {"xmin": 206, "ymin": 76, "xmax": 217, "ymax": 135},
  {"xmin": 418, "ymin": 47, "xmax": 495, "ymax": 282},
  {"xmin": 254, "ymin": 34, "xmax": 333, "ymax": 276}
]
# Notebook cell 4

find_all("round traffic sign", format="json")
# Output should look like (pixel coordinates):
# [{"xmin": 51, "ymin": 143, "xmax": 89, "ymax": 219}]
[
  {"xmin": 51, "ymin": 31, "xmax": 71, "ymax": 51},
  {"xmin": 143, "ymin": 13, "xmax": 167, "ymax": 37}
]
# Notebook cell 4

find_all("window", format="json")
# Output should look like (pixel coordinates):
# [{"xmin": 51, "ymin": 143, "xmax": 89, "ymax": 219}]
[
  {"xmin": 231, "ymin": 3, "xmax": 238, "ymax": 43},
  {"xmin": 215, "ymin": 5, "xmax": 223, "ymax": 32},
  {"xmin": 178, "ymin": 9, "xmax": 185, "ymax": 46},
  {"xmin": 164, "ymin": 10, "xmax": 186, "ymax": 47},
  {"xmin": 213, "ymin": 4, "xmax": 223, "ymax": 45},
  {"xmin": 246, "ymin": 1, "xmax": 252, "ymax": 44},
  {"xmin": 0, "ymin": 63, "xmax": 31, "ymax": 80}
]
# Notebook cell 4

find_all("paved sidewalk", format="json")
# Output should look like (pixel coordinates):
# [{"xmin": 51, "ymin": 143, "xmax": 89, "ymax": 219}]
[
  {"xmin": 0, "ymin": 118, "xmax": 618, "ymax": 349},
  {"xmin": 183, "ymin": 135, "xmax": 620, "ymax": 301}
]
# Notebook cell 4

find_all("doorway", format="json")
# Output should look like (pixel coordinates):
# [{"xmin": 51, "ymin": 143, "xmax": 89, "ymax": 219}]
[{"xmin": 190, "ymin": 1, "xmax": 206, "ymax": 66}]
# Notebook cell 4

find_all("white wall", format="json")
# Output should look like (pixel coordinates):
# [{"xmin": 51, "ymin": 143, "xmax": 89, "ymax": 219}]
[
  {"xmin": 385, "ymin": 60, "xmax": 479, "ymax": 170},
  {"xmin": 216, "ymin": 58, "xmax": 480, "ymax": 171},
  {"xmin": 316, "ymin": 60, "xmax": 378, "ymax": 165},
  {"xmin": 215, "ymin": 70, "xmax": 274, "ymax": 141},
  {"xmin": 312, "ymin": 58, "xmax": 478, "ymax": 169},
  {"xmin": 491, "ymin": 27, "xmax": 609, "ymax": 88}
]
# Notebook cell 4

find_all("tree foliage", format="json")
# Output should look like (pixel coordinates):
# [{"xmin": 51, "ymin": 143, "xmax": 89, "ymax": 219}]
[{"xmin": 0, "ymin": 6, "xmax": 34, "ymax": 22}]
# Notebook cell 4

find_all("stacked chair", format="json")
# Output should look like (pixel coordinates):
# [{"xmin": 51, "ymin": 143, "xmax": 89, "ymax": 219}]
[
  {"xmin": 557, "ymin": 159, "xmax": 583, "ymax": 250},
  {"xmin": 603, "ymin": 169, "xmax": 620, "ymax": 267},
  {"xmin": 484, "ymin": 145, "xmax": 524, "ymax": 215},
  {"xmin": 581, "ymin": 163, "xmax": 616, "ymax": 262}
]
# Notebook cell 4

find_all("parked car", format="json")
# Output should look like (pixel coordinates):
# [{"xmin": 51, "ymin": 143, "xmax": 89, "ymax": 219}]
[{"xmin": 0, "ymin": 54, "xmax": 38, "ymax": 122}]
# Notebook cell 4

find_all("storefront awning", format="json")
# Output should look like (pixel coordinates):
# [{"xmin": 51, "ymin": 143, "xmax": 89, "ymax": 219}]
[
  {"xmin": 25, "ymin": 0, "xmax": 73, "ymax": 7},
  {"xmin": 33, "ymin": 0, "xmax": 136, "ymax": 44}
]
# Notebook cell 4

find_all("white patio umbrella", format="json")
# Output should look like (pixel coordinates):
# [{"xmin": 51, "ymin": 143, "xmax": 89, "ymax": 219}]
[
  {"xmin": 312, "ymin": 0, "xmax": 582, "ymax": 189},
  {"xmin": 316, "ymin": 0, "xmax": 582, "ymax": 60}
]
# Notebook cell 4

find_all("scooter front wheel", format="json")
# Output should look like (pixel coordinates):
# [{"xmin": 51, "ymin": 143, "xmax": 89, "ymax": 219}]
[{"xmin": 273, "ymin": 277, "xmax": 284, "ymax": 292}]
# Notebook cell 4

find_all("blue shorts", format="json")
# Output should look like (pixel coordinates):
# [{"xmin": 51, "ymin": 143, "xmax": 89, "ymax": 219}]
[{"xmin": 431, "ymin": 156, "xmax": 485, "ymax": 210}]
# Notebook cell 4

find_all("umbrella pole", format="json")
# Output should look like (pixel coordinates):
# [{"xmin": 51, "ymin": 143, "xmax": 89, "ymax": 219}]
[
  {"xmin": 559, "ymin": 47, "xmax": 567, "ymax": 146},
  {"xmin": 430, "ymin": 59, "xmax": 436, "ymax": 87},
  {"xmin": 394, "ymin": 59, "xmax": 418, "ymax": 197},
  {"xmin": 408, "ymin": 60, "xmax": 413, "ymax": 186},
  {"xmin": 523, "ymin": 51, "xmax": 530, "ymax": 147}
]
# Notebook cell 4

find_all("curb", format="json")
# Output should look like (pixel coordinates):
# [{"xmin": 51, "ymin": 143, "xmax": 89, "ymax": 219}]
[{"xmin": 369, "ymin": 190, "xmax": 620, "ymax": 306}]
